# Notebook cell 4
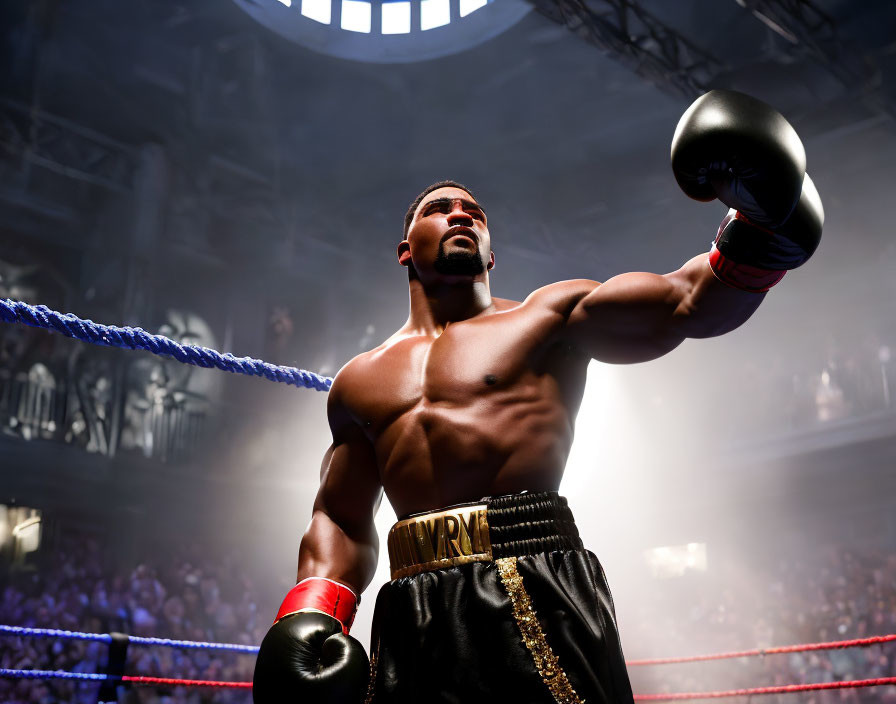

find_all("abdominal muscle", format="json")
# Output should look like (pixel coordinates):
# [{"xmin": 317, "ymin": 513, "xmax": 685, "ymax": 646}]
[{"xmin": 376, "ymin": 386, "xmax": 577, "ymax": 518}]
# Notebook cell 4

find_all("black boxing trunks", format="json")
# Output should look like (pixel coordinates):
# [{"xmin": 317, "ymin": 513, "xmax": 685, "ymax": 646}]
[{"xmin": 363, "ymin": 491, "xmax": 635, "ymax": 704}]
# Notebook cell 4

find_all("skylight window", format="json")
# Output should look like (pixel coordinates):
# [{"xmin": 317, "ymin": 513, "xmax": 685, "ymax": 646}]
[
  {"xmin": 233, "ymin": 0, "xmax": 530, "ymax": 63},
  {"xmin": 420, "ymin": 0, "xmax": 450, "ymax": 30},
  {"xmin": 301, "ymin": 0, "xmax": 331, "ymax": 24},
  {"xmin": 382, "ymin": 1, "xmax": 411, "ymax": 34},
  {"xmin": 341, "ymin": 0, "xmax": 372, "ymax": 32},
  {"xmin": 459, "ymin": 0, "xmax": 487, "ymax": 17}
]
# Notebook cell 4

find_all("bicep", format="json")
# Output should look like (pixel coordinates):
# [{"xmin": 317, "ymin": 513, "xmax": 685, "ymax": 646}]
[
  {"xmin": 297, "ymin": 406, "xmax": 383, "ymax": 588},
  {"xmin": 314, "ymin": 422, "xmax": 382, "ymax": 540},
  {"xmin": 562, "ymin": 265, "xmax": 698, "ymax": 364}
]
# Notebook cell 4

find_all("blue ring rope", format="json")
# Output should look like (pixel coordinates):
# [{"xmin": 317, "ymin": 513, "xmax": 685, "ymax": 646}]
[
  {"xmin": 0, "ymin": 624, "xmax": 111, "ymax": 644},
  {"xmin": 127, "ymin": 634, "xmax": 258, "ymax": 653},
  {"xmin": 0, "ymin": 624, "xmax": 259, "ymax": 654},
  {"xmin": 0, "ymin": 668, "xmax": 112, "ymax": 681},
  {"xmin": 0, "ymin": 298, "xmax": 333, "ymax": 392}
]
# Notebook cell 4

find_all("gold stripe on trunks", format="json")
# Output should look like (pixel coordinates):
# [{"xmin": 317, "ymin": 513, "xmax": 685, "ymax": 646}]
[
  {"xmin": 496, "ymin": 557, "xmax": 584, "ymax": 704},
  {"xmin": 363, "ymin": 650, "xmax": 377, "ymax": 704},
  {"xmin": 387, "ymin": 504, "xmax": 492, "ymax": 579}
]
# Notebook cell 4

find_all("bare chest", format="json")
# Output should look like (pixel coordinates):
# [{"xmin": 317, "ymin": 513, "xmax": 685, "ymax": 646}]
[{"xmin": 349, "ymin": 308, "xmax": 564, "ymax": 429}]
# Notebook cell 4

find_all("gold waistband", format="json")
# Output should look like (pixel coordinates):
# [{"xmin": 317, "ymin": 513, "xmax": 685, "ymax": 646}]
[{"xmin": 387, "ymin": 504, "xmax": 493, "ymax": 580}]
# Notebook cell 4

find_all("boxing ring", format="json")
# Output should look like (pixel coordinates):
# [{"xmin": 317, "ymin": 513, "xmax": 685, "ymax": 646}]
[
  {"xmin": 1, "ymin": 624, "xmax": 895, "ymax": 700},
  {"xmin": 1, "ymin": 298, "xmax": 895, "ymax": 701}
]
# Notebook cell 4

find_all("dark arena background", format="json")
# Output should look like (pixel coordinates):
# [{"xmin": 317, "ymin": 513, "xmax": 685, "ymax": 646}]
[{"xmin": 1, "ymin": 0, "xmax": 896, "ymax": 702}]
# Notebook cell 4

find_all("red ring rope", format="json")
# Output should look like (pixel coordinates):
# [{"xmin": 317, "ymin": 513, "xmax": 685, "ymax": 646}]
[
  {"xmin": 634, "ymin": 676, "xmax": 896, "ymax": 701},
  {"xmin": 121, "ymin": 675, "xmax": 252, "ymax": 688},
  {"xmin": 627, "ymin": 633, "xmax": 896, "ymax": 666}
]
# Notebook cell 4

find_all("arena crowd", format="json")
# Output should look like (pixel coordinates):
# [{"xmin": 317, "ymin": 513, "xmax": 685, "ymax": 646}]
[
  {"xmin": 0, "ymin": 534, "xmax": 261, "ymax": 703},
  {"xmin": 625, "ymin": 545, "xmax": 896, "ymax": 703}
]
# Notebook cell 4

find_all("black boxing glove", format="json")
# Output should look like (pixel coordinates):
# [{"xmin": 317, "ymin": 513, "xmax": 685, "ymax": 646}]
[
  {"xmin": 253, "ymin": 578, "xmax": 369, "ymax": 704},
  {"xmin": 671, "ymin": 89, "xmax": 806, "ymax": 227},
  {"xmin": 671, "ymin": 89, "xmax": 824, "ymax": 292},
  {"xmin": 709, "ymin": 174, "xmax": 823, "ymax": 291}
]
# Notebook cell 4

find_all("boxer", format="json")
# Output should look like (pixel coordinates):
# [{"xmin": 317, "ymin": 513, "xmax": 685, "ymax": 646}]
[{"xmin": 252, "ymin": 89, "xmax": 823, "ymax": 704}]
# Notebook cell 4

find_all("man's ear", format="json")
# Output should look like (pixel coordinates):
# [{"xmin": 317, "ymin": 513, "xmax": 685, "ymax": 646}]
[
  {"xmin": 487, "ymin": 251, "xmax": 495, "ymax": 270},
  {"xmin": 397, "ymin": 240, "xmax": 412, "ymax": 267}
]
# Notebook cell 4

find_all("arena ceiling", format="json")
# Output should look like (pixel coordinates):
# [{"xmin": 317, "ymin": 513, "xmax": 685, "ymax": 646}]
[{"xmin": 1, "ymin": 0, "xmax": 893, "ymax": 269}]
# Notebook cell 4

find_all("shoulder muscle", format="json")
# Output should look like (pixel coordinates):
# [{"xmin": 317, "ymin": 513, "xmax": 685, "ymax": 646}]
[{"xmin": 524, "ymin": 279, "xmax": 601, "ymax": 319}]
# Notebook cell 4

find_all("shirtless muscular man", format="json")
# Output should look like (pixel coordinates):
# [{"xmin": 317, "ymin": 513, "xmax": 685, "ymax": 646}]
[{"xmin": 252, "ymin": 90, "xmax": 824, "ymax": 703}]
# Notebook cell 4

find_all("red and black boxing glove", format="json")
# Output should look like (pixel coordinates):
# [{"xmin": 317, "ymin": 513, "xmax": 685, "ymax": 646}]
[
  {"xmin": 252, "ymin": 578, "xmax": 369, "ymax": 704},
  {"xmin": 708, "ymin": 174, "xmax": 823, "ymax": 292},
  {"xmin": 671, "ymin": 89, "xmax": 824, "ymax": 292}
]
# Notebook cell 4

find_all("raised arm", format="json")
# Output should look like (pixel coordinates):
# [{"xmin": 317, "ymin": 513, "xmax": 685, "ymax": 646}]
[
  {"xmin": 561, "ymin": 253, "xmax": 766, "ymax": 364},
  {"xmin": 253, "ymin": 379, "xmax": 381, "ymax": 704},
  {"xmin": 557, "ymin": 89, "xmax": 823, "ymax": 365}
]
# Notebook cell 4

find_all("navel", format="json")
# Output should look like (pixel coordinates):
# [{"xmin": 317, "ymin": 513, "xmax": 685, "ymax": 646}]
[{"xmin": 484, "ymin": 374, "xmax": 498, "ymax": 386}]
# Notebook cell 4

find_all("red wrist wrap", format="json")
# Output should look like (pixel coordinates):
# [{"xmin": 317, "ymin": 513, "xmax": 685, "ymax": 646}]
[
  {"xmin": 708, "ymin": 245, "xmax": 786, "ymax": 293},
  {"xmin": 708, "ymin": 211, "xmax": 786, "ymax": 293},
  {"xmin": 274, "ymin": 577, "xmax": 358, "ymax": 635}
]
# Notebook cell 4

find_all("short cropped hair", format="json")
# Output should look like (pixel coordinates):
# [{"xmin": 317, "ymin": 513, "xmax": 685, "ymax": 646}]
[{"xmin": 403, "ymin": 180, "xmax": 477, "ymax": 239}]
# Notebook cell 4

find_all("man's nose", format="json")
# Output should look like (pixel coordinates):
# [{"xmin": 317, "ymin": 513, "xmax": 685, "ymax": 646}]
[{"xmin": 446, "ymin": 206, "xmax": 473, "ymax": 225}]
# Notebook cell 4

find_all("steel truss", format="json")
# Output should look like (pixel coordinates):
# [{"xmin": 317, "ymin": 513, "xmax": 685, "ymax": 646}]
[
  {"xmin": 0, "ymin": 98, "xmax": 137, "ymax": 193},
  {"xmin": 528, "ymin": 0, "xmax": 723, "ymax": 98}
]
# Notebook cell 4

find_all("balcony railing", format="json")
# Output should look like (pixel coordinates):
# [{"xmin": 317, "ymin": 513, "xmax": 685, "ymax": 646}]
[{"xmin": 0, "ymin": 362, "xmax": 208, "ymax": 464}]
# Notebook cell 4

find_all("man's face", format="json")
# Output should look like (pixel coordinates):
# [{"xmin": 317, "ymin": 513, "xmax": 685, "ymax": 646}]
[{"xmin": 399, "ymin": 187, "xmax": 493, "ymax": 281}]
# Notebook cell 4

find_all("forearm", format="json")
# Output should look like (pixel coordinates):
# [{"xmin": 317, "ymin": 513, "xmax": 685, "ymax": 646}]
[
  {"xmin": 565, "ymin": 250, "xmax": 765, "ymax": 363},
  {"xmin": 666, "ymin": 253, "xmax": 765, "ymax": 339},
  {"xmin": 296, "ymin": 508, "xmax": 379, "ymax": 596},
  {"xmin": 256, "ymin": 512, "xmax": 372, "ymax": 703}
]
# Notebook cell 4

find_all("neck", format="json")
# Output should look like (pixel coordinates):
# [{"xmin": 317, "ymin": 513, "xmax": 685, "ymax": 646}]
[{"xmin": 406, "ymin": 276, "xmax": 494, "ymax": 334}]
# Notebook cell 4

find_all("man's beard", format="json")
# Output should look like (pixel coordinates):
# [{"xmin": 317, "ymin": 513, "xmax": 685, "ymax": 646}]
[{"xmin": 433, "ymin": 245, "xmax": 486, "ymax": 276}]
